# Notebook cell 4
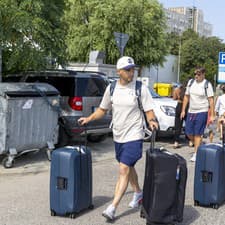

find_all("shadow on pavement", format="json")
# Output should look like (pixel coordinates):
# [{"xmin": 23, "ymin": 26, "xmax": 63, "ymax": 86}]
[
  {"xmin": 182, "ymin": 205, "xmax": 200, "ymax": 225},
  {"xmin": 116, "ymin": 207, "xmax": 140, "ymax": 221},
  {"xmin": 92, "ymin": 196, "xmax": 113, "ymax": 209}
]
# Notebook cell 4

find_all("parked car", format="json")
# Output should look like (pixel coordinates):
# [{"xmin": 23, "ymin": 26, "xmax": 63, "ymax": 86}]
[
  {"xmin": 3, "ymin": 70, "xmax": 112, "ymax": 146},
  {"xmin": 149, "ymin": 88, "xmax": 178, "ymax": 138}
]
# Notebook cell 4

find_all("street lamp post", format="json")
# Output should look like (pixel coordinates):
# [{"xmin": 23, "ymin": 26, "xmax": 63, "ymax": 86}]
[
  {"xmin": 0, "ymin": 48, "xmax": 2, "ymax": 82},
  {"xmin": 177, "ymin": 40, "xmax": 181, "ymax": 83},
  {"xmin": 156, "ymin": 65, "xmax": 159, "ymax": 94}
]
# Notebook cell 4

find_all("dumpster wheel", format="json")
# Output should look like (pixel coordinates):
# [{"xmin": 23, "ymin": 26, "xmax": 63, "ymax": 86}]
[
  {"xmin": 46, "ymin": 148, "xmax": 52, "ymax": 161},
  {"xmin": 2, "ymin": 157, "xmax": 14, "ymax": 168}
]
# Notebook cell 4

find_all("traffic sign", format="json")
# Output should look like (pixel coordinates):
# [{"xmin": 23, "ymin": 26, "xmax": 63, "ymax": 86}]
[
  {"xmin": 217, "ymin": 52, "xmax": 225, "ymax": 83},
  {"xmin": 114, "ymin": 32, "xmax": 129, "ymax": 56}
]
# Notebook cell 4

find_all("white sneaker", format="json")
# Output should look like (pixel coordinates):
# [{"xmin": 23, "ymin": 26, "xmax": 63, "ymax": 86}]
[
  {"xmin": 189, "ymin": 141, "xmax": 194, "ymax": 147},
  {"xmin": 190, "ymin": 153, "xmax": 196, "ymax": 162},
  {"xmin": 102, "ymin": 204, "xmax": 116, "ymax": 221},
  {"xmin": 128, "ymin": 191, "xmax": 143, "ymax": 208}
]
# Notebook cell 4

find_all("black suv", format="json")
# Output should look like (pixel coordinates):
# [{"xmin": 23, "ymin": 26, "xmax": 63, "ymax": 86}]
[{"xmin": 3, "ymin": 70, "xmax": 112, "ymax": 146}]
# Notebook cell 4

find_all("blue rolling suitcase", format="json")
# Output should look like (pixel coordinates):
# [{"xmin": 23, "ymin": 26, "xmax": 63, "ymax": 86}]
[
  {"xmin": 50, "ymin": 145, "xmax": 93, "ymax": 218},
  {"xmin": 194, "ymin": 143, "xmax": 225, "ymax": 209}
]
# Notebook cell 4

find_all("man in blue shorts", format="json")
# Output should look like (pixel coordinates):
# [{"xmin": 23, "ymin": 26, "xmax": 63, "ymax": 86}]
[
  {"xmin": 78, "ymin": 56, "xmax": 158, "ymax": 222},
  {"xmin": 181, "ymin": 67, "xmax": 215, "ymax": 162}
]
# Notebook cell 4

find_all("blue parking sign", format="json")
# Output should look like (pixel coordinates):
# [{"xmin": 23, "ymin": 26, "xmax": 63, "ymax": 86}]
[
  {"xmin": 219, "ymin": 52, "xmax": 225, "ymax": 64},
  {"xmin": 218, "ymin": 52, "xmax": 225, "ymax": 83}
]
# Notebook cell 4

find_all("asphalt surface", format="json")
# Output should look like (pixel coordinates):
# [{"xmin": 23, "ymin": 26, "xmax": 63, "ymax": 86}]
[{"xmin": 0, "ymin": 134, "xmax": 225, "ymax": 225}]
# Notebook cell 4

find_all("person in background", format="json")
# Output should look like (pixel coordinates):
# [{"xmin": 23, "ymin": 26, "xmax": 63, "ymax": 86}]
[
  {"xmin": 180, "ymin": 67, "xmax": 215, "ymax": 162},
  {"xmin": 78, "ymin": 56, "xmax": 158, "ymax": 222},
  {"xmin": 215, "ymin": 84, "xmax": 225, "ymax": 139},
  {"xmin": 173, "ymin": 81, "xmax": 190, "ymax": 148},
  {"xmin": 203, "ymin": 109, "xmax": 216, "ymax": 143}
]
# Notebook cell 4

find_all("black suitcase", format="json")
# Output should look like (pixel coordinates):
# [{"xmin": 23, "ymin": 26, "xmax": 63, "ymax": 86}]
[{"xmin": 141, "ymin": 130, "xmax": 187, "ymax": 224}]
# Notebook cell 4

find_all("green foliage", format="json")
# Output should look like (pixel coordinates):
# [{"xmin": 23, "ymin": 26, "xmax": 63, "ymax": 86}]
[
  {"xmin": 167, "ymin": 30, "xmax": 225, "ymax": 85},
  {"xmin": 180, "ymin": 35, "xmax": 225, "ymax": 84},
  {"xmin": 64, "ymin": 0, "xmax": 169, "ymax": 67},
  {"xmin": 0, "ymin": 0, "xmax": 67, "ymax": 74}
]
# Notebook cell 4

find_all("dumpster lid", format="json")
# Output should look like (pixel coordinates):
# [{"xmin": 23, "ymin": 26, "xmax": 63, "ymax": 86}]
[{"xmin": 0, "ymin": 83, "xmax": 59, "ymax": 97}]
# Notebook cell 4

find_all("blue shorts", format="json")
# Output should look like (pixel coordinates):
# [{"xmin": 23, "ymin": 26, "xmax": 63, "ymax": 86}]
[
  {"xmin": 114, "ymin": 140, "xmax": 143, "ymax": 167},
  {"xmin": 185, "ymin": 112, "xmax": 208, "ymax": 136}
]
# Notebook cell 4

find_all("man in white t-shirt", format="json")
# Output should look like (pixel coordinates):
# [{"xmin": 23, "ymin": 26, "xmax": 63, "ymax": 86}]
[
  {"xmin": 181, "ymin": 67, "xmax": 215, "ymax": 162},
  {"xmin": 78, "ymin": 56, "xmax": 158, "ymax": 222}
]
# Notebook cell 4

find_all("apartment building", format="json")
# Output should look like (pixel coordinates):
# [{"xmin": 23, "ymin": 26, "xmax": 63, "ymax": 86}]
[{"xmin": 165, "ymin": 7, "xmax": 213, "ymax": 37}]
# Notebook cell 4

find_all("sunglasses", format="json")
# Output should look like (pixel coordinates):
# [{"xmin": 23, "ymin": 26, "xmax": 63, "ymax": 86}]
[{"xmin": 194, "ymin": 72, "xmax": 202, "ymax": 76}]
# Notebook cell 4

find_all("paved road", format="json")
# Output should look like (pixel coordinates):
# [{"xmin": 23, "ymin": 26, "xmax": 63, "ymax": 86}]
[{"xmin": 0, "ymin": 134, "xmax": 225, "ymax": 225}]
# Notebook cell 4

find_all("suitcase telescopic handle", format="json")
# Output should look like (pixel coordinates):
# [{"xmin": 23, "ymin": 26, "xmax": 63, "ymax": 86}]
[
  {"xmin": 150, "ymin": 128, "xmax": 157, "ymax": 153},
  {"xmin": 77, "ymin": 124, "xmax": 88, "ymax": 152}
]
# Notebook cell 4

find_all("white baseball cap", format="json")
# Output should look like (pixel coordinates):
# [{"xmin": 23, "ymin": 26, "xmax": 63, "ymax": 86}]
[{"xmin": 116, "ymin": 56, "xmax": 136, "ymax": 70}]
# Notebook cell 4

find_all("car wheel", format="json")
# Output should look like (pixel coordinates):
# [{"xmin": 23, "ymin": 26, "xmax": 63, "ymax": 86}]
[{"xmin": 87, "ymin": 134, "xmax": 108, "ymax": 143}]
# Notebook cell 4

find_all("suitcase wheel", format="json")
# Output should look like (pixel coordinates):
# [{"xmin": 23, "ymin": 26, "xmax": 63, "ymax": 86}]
[
  {"xmin": 50, "ymin": 210, "xmax": 56, "ymax": 216},
  {"xmin": 88, "ymin": 204, "xmax": 94, "ymax": 210},
  {"xmin": 69, "ymin": 213, "xmax": 76, "ymax": 219},
  {"xmin": 194, "ymin": 200, "xmax": 199, "ymax": 206},
  {"xmin": 212, "ymin": 204, "xmax": 219, "ymax": 209},
  {"xmin": 140, "ymin": 210, "xmax": 145, "ymax": 218}
]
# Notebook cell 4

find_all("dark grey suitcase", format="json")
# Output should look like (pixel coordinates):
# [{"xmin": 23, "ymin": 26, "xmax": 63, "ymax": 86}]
[{"xmin": 141, "ymin": 130, "xmax": 187, "ymax": 224}]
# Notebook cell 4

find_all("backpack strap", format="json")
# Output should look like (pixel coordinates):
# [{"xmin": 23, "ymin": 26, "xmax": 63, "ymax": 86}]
[
  {"xmin": 135, "ymin": 81, "xmax": 149, "ymax": 129},
  {"xmin": 204, "ymin": 80, "xmax": 209, "ymax": 96},
  {"xmin": 110, "ymin": 80, "xmax": 117, "ymax": 96},
  {"xmin": 135, "ymin": 80, "xmax": 143, "ymax": 111},
  {"xmin": 188, "ymin": 78, "xmax": 195, "ymax": 87}
]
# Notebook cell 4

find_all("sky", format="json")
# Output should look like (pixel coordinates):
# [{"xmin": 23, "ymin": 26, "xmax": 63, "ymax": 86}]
[{"xmin": 158, "ymin": 0, "xmax": 225, "ymax": 42}]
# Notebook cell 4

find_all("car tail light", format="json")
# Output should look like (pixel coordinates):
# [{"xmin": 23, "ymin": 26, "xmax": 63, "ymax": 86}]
[{"xmin": 68, "ymin": 97, "xmax": 83, "ymax": 111}]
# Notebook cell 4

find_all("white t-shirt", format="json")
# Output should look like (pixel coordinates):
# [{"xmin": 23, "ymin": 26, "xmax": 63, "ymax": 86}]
[
  {"xmin": 185, "ymin": 79, "xmax": 214, "ymax": 113},
  {"xmin": 215, "ymin": 94, "xmax": 225, "ymax": 116},
  {"xmin": 100, "ymin": 80, "xmax": 154, "ymax": 143}
]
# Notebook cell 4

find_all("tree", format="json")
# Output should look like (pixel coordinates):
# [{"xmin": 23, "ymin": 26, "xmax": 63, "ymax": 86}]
[
  {"xmin": 0, "ymin": 0, "xmax": 67, "ymax": 74},
  {"xmin": 167, "ymin": 29, "xmax": 225, "ymax": 84},
  {"xmin": 180, "ymin": 34, "xmax": 225, "ymax": 83},
  {"xmin": 64, "ymin": 0, "xmax": 169, "ymax": 68}
]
